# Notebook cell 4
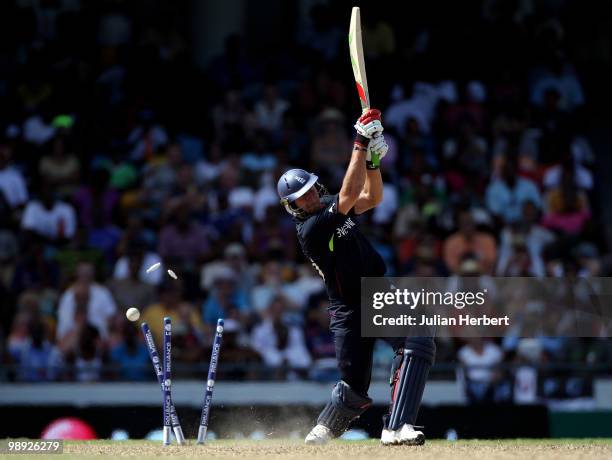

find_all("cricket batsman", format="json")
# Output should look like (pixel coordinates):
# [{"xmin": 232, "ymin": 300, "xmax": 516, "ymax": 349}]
[{"xmin": 277, "ymin": 109, "xmax": 435, "ymax": 445}]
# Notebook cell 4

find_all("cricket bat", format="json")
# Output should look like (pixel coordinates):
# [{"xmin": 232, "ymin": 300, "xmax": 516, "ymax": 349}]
[{"xmin": 349, "ymin": 6, "xmax": 370, "ymax": 113}]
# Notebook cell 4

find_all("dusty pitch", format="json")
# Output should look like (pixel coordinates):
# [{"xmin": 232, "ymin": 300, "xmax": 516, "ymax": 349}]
[{"xmin": 8, "ymin": 439, "xmax": 609, "ymax": 460}]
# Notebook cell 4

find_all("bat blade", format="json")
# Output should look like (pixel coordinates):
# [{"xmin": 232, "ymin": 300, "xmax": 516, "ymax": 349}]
[{"xmin": 348, "ymin": 6, "xmax": 370, "ymax": 112}]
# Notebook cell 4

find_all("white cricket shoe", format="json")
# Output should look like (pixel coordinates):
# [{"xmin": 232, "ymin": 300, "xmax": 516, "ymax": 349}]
[
  {"xmin": 305, "ymin": 424, "xmax": 333, "ymax": 445},
  {"xmin": 381, "ymin": 424, "xmax": 425, "ymax": 446}
]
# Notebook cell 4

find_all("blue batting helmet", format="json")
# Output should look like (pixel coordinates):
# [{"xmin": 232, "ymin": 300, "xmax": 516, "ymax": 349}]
[{"xmin": 277, "ymin": 169, "xmax": 328, "ymax": 218}]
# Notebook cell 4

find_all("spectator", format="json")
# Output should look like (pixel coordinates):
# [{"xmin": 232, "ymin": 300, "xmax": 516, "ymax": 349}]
[
  {"xmin": 21, "ymin": 183, "xmax": 77, "ymax": 241},
  {"xmin": 202, "ymin": 265, "xmax": 249, "ymax": 326},
  {"xmin": 15, "ymin": 318, "xmax": 57, "ymax": 382},
  {"xmin": 496, "ymin": 201, "xmax": 555, "ymax": 277},
  {"xmin": 443, "ymin": 211, "xmax": 497, "ymax": 274},
  {"xmin": 542, "ymin": 172, "xmax": 591, "ymax": 235},
  {"xmin": 543, "ymin": 150, "xmax": 593, "ymax": 191},
  {"xmin": 56, "ymin": 262, "xmax": 117, "ymax": 340},
  {"xmin": 107, "ymin": 247, "xmax": 156, "ymax": 310},
  {"xmin": 141, "ymin": 281, "xmax": 206, "ymax": 361},
  {"xmin": 216, "ymin": 318, "xmax": 262, "ymax": 380},
  {"xmin": 158, "ymin": 199, "xmax": 211, "ymax": 269},
  {"xmin": 485, "ymin": 159, "xmax": 542, "ymax": 225},
  {"xmin": 114, "ymin": 221, "xmax": 163, "ymax": 285},
  {"xmin": 458, "ymin": 338, "xmax": 505, "ymax": 403},
  {"xmin": 530, "ymin": 54, "xmax": 585, "ymax": 113},
  {"xmin": 254, "ymin": 84, "xmax": 290, "ymax": 133},
  {"xmin": 310, "ymin": 108, "xmax": 351, "ymax": 181},
  {"xmin": 251, "ymin": 261, "xmax": 300, "ymax": 313},
  {"xmin": 305, "ymin": 295, "xmax": 337, "ymax": 381},
  {"xmin": 127, "ymin": 109, "xmax": 169, "ymax": 162},
  {"xmin": 109, "ymin": 318, "xmax": 150, "ymax": 381},
  {"xmin": 38, "ymin": 134, "xmax": 80, "ymax": 198},
  {"xmin": 222, "ymin": 243, "xmax": 258, "ymax": 295},
  {"xmin": 72, "ymin": 168, "xmax": 119, "ymax": 230},
  {"xmin": 250, "ymin": 295, "xmax": 311, "ymax": 377},
  {"xmin": 0, "ymin": 142, "xmax": 28, "ymax": 209},
  {"xmin": 443, "ymin": 115, "xmax": 489, "ymax": 183},
  {"xmin": 141, "ymin": 142, "xmax": 185, "ymax": 212}
]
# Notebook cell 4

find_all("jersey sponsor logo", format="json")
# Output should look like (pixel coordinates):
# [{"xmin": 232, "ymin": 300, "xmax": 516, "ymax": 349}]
[{"xmin": 336, "ymin": 217, "xmax": 356, "ymax": 238}]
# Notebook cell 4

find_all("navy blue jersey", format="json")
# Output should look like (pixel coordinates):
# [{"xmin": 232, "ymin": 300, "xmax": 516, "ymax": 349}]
[{"xmin": 296, "ymin": 194, "xmax": 386, "ymax": 308}]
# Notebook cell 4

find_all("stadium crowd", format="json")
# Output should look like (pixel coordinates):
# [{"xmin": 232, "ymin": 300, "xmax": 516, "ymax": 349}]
[{"xmin": 0, "ymin": 0, "xmax": 610, "ymax": 403}]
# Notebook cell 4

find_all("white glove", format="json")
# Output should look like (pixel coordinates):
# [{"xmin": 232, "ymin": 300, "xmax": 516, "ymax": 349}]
[
  {"xmin": 354, "ymin": 118, "xmax": 384, "ymax": 139},
  {"xmin": 366, "ymin": 134, "xmax": 388, "ymax": 168}
]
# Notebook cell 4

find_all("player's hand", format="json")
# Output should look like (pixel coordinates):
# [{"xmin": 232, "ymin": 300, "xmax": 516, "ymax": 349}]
[
  {"xmin": 354, "ymin": 109, "xmax": 384, "ymax": 139},
  {"xmin": 366, "ymin": 134, "xmax": 388, "ymax": 169}
]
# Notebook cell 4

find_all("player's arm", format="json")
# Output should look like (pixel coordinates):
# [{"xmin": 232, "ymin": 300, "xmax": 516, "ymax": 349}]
[
  {"xmin": 337, "ymin": 110, "xmax": 383, "ymax": 215},
  {"xmin": 354, "ymin": 134, "xmax": 388, "ymax": 214},
  {"xmin": 337, "ymin": 143, "xmax": 368, "ymax": 215}
]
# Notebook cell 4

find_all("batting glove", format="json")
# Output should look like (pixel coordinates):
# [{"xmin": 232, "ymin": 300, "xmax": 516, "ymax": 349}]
[
  {"xmin": 354, "ymin": 109, "xmax": 384, "ymax": 147},
  {"xmin": 366, "ymin": 134, "xmax": 388, "ymax": 169}
]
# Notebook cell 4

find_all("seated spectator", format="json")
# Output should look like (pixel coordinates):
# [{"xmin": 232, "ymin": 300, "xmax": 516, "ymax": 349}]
[
  {"xmin": 21, "ymin": 183, "xmax": 77, "ymax": 242},
  {"xmin": 254, "ymin": 84, "xmax": 290, "ymax": 133},
  {"xmin": 212, "ymin": 89, "xmax": 255, "ymax": 138},
  {"xmin": 486, "ymin": 159, "xmax": 542, "ymax": 225},
  {"xmin": 202, "ymin": 265, "xmax": 249, "ymax": 326},
  {"xmin": 107, "ymin": 247, "xmax": 156, "ymax": 310},
  {"xmin": 496, "ymin": 201, "xmax": 555, "ymax": 277},
  {"xmin": 72, "ymin": 168, "xmax": 119, "ymax": 230},
  {"xmin": 530, "ymin": 54, "xmax": 585, "ymax": 113},
  {"xmin": 542, "ymin": 172, "xmax": 591, "ymax": 235},
  {"xmin": 127, "ymin": 109, "xmax": 169, "ymax": 162},
  {"xmin": 310, "ymin": 108, "xmax": 351, "ymax": 181},
  {"xmin": 398, "ymin": 117, "xmax": 436, "ymax": 174},
  {"xmin": 305, "ymin": 295, "xmax": 338, "ymax": 382},
  {"xmin": 15, "ymin": 318, "xmax": 58, "ymax": 382},
  {"xmin": 56, "ymin": 262, "xmax": 117, "ymax": 340},
  {"xmin": 286, "ymin": 264, "xmax": 325, "ymax": 311},
  {"xmin": 216, "ymin": 318, "xmax": 262, "ymax": 380},
  {"xmin": 55, "ymin": 301, "xmax": 107, "ymax": 382},
  {"xmin": 0, "ymin": 142, "xmax": 28, "ymax": 209},
  {"xmin": 114, "ymin": 221, "xmax": 162, "ymax": 285},
  {"xmin": 72, "ymin": 324, "xmax": 106, "ymax": 382},
  {"xmin": 443, "ymin": 210, "xmax": 497, "ymax": 274},
  {"xmin": 458, "ymin": 338, "xmax": 505, "ymax": 404},
  {"xmin": 241, "ymin": 130, "xmax": 277, "ymax": 172},
  {"xmin": 54, "ymin": 227, "xmax": 105, "ymax": 286},
  {"xmin": 385, "ymin": 82, "xmax": 435, "ymax": 136},
  {"xmin": 443, "ymin": 115, "xmax": 489, "ymax": 183},
  {"xmin": 141, "ymin": 142, "xmax": 185, "ymax": 211},
  {"xmin": 108, "ymin": 318, "xmax": 150, "ymax": 381},
  {"xmin": 251, "ymin": 261, "xmax": 300, "ymax": 313},
  {"xmin": 250, "ymin": 295, "xmax": 311, "ymax": 377},
  {"xmin": 543, "ymin": 150, "xmax": 592, "ymax": 191},
  {"xmin": 7, "ymin": 311, "xmax": 33, "ymax": 363},
  {"xmin": 249, "ymin": 207, "xmax": 296, "ymax": 261},
  {"xmin": 38, "ymin": 134, "xmax": 80, "ymax": 198},
  {"xmin": 372, "ymin": 177, "xmax": 399, "ymax": 227},
  {"xmin": 223, "ymin": 243, "xmax": 258, "ymax": 295},
  {"xmin": 141, "ymin": 280, "xmax": 207, "ymax": 362},
  {"xmin": 158, "ymin": 199, "xmax": 211, "ymax": 269}
]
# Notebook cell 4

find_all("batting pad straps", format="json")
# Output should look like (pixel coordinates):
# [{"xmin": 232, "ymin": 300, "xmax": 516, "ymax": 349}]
[{"xmin": 317, "ymin": 381, "xmax": 373, "ymax": 436}]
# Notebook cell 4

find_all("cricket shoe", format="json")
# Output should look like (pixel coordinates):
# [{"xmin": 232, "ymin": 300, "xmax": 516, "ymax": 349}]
[
  {"xmin": 381, "ymin": 424, "xmax": 425, "ymax": 446},
  {"xmin": 305, "ymin": 424, "xmax": 334, "ymax": 445}
]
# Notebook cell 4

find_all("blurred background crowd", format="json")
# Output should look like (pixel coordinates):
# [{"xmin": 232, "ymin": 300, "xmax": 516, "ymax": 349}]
[{"xmin": 1, "ymin": 0, "xmax": 611, "ymax": 404}]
